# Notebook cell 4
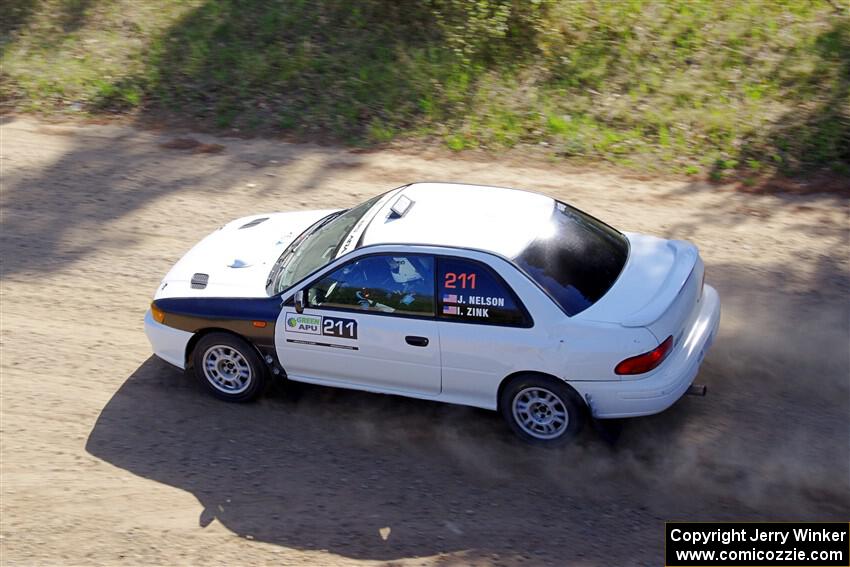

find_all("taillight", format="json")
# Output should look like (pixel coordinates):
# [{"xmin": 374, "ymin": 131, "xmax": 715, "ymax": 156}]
[{"xmin": 615, "ymin": 336, "xmax": 674, "ymax": 375}]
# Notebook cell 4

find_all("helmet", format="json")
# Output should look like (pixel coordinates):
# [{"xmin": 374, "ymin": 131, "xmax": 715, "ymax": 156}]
[{"xmin": 388, "ymin": 257, "xmax": 422, "ymax": 284}]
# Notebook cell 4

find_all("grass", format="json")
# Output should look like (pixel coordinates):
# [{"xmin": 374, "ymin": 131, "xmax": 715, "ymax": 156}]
[{"xmin": 2, "ymin": 0, "xmax": 848, "ymax": 178}]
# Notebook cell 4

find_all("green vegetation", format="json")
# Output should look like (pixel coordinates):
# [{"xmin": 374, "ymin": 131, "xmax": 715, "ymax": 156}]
[{"xmin": 2, "ymin": 0, "xmax": 848, "ymax": 177}]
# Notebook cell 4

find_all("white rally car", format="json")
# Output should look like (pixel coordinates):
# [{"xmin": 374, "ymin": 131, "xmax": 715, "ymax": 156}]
[{"xmin": 145, "ymin": 182, "xmax": 720, "ymax": 445}]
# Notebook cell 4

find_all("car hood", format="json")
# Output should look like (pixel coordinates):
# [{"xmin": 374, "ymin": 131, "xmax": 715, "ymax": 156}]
[{"xmin": 154, "ymin": 209, "xmax": 338, "ymax": 299}]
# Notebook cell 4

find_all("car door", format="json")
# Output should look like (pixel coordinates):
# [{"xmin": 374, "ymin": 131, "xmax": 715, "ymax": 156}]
[
  {"xmin": 435, "ymin": 255, "xmax": 540, "ymax": 409},
  {"xmin": 276, "ymin": 253, "xmax": 442, "ymax": 396}
]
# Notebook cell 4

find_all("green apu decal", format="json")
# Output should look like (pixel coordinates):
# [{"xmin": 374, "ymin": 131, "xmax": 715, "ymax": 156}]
[{"xmin": 285, "ymin": 313, "xmax": 322, "ymax": 335}]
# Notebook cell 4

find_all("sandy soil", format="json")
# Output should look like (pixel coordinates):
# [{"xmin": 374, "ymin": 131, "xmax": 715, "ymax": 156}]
[{"xmin": 1, "ymin": 116, "xmax": 848, "ymax": 566}]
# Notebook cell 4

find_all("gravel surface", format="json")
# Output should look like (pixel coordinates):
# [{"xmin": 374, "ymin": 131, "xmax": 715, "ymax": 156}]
[{"xmin": 1, "ymin": 116, "xmax": 848, "ymax": 566}]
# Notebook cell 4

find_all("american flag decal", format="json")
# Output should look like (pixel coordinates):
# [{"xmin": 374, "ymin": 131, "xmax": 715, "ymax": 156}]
[
  {"xmin": 443, "ymin": 305, "xmax": 459, "ymax": 315},
  {"xmin": 442, "ymin": 294, "xmax": 458, "ymax": 303}
]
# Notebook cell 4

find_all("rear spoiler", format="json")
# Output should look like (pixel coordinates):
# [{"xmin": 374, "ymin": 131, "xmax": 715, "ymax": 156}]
[{"xmin": 621, "ymin": 240, "xmax": 698, "ymax": 327}]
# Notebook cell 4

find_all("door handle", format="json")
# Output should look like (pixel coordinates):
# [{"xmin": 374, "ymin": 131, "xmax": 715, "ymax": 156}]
[{"xmin": 405, "ymin": 335, "xmax": 429, "ymax": 347}]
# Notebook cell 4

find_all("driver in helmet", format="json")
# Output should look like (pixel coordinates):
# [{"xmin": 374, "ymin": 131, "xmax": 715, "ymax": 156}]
[
  {"xmin": 352, "ymin": 256, "xmax": 426, "ymax": 311},
  {"xmin": 386, "ymin": 257, "xmax": 426, "ymax": 307}
]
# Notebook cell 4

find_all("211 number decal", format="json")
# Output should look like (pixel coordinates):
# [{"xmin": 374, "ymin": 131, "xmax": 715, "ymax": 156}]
[
  {"xmin": 322, "ymin": 316, "xmax": 358, "ymax": 339},
  {"xmin": 444, "ymin": 272, "xmax": 477, "ymax": 289}
]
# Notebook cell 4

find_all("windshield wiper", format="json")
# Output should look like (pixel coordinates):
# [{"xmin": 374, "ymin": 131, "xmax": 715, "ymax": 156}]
[{"xmin": 265, "ymin": 211, "xmax": 344, "ymax": 294}]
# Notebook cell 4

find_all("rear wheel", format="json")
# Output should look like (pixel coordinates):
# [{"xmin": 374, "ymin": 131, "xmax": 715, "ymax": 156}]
[
  {"xmin": 192, "ymin": 333, "xmax": 267, "ymax": 402},
  {"xmin": 500, "ymin": 374, "xmax": 584, "ymax": 446}
]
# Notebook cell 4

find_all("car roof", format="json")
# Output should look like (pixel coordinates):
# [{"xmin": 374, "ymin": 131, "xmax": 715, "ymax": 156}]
[{"xmin": 359, "ymin": 182, "xmax": 555, "ymax": 258}]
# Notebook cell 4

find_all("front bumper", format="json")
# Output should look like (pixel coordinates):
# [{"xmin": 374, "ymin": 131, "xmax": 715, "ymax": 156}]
[
  {"xmin": 144, "ymin": 309, "xmax": 194, "ymax": 369},
  {"xmin": 571, "ymin": 284, "xmax": 721, "ymax": 419}
]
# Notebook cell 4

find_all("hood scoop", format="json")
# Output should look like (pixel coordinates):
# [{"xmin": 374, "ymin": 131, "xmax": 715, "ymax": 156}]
[
  {"xmin": 239, "ymin": 217, "xmax": 269, "ymax": 229},
  {"xmin": 190, "ymin": 273, "xmax": 209, "ymax": 289}
]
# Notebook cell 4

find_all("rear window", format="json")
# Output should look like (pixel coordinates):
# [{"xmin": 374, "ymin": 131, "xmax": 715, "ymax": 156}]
[{"xmin": 513, "ymin": 202, "xmax": 628, "ymax": 316}]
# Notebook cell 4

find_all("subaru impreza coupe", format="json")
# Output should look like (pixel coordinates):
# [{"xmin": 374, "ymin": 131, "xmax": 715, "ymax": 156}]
[{"xmin": 145, "ymin": 182, "xmax": 720, "ymax": 445}]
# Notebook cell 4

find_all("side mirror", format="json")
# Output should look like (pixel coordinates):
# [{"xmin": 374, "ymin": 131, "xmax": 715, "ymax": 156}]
[{"xmin": 294, "ymin": 289, "xmax": 305, "ymax": 314}]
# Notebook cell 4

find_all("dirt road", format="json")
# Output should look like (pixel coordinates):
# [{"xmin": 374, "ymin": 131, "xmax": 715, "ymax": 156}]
[{"xmin": 1, "ymin": 116, "xmax": 848, "ymax": 566}]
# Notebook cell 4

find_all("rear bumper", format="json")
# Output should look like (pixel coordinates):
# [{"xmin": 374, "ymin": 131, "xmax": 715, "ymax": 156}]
[
  {"xmin": 144, "ymin": 309, "xmax": 193, "ymax": 369},
  {"xmin": 571, "ymin": 284, "xmax": 721, "ymax": 419}
]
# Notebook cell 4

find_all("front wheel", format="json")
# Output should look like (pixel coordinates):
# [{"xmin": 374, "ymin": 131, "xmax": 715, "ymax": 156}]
[
  {"xmin": 192, "ymin": 332, "xmax": 267, "ymax": 402},
  {"xmin": 500, "ymin": 375, "xmax": 585, "ymax": 446}
]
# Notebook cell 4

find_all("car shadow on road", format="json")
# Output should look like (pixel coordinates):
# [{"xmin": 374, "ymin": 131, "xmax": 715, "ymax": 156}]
[{"xmin": 86, "ymin": 356, "xmax": 682, "ymax": 563}]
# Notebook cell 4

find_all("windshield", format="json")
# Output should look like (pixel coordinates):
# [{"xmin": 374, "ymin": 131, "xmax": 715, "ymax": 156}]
[
  {"xmin": 267, "ymin": 194, "xmax": 384, "ymax": 295},
  {"xmin": 513, "ymin": 201, "xmax": 628, "ymax": 316}
]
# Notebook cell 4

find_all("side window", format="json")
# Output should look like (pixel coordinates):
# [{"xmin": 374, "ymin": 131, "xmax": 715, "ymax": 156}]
[
  {"xmin": 437, "ymin": 257, "xmax": 529, "ymax": 326},
  {"xmin": 308, "ymin": 254, "xmax": 435, "ymax": 317}
]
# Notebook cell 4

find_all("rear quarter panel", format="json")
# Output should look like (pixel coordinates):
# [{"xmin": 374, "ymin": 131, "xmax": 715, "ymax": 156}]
[
  {"xmin": 474, "ymin": 249, "xmax": 660, "ymax": 385},
  {"xmin": 557, "ymin": 320, "xmax": 659, "ymax": 381}
]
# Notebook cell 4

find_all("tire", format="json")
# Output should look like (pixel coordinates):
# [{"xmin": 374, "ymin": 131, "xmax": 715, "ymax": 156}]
[
  {"xmin": 499, "ymin": 374, "xmax": 585, "ymax": 446},
  {"xmin": 192, "ymin": 332, "xmax": 267, "ymax": 402}
]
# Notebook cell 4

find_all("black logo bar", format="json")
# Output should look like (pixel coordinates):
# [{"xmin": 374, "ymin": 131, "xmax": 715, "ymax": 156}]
[{"xmin": 666, "ymin": 522, "xmax": 849, "ymax": 566}]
